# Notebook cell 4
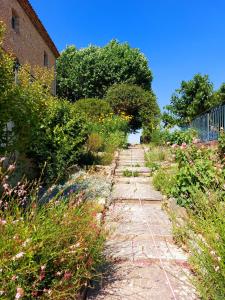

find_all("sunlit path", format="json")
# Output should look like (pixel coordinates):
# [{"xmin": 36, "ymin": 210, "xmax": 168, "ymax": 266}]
[{"xmin": 87, "ymin": 145, "xmax": 198, "ymax": 300}]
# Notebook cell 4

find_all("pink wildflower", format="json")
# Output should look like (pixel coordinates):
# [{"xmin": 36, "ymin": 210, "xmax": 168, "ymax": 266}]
[
  {"xmin": 63, "ymin": 271, "xmax": 72, "ymax": 280},
  {"xmin": 180, "ymin": 142, "xmax": 187, "ymax": 149},
  {"xmin": 8, "ymin": 164, "xmax": 16, "ymax": 172},
  {"xmin": 2, "ymin": 183, "xmax": 9, "ymax": 191},
  {"xmin": 12, "ymin": 275, "xmax": 18, "ymax": 281},
  {"xmin": 0, "ymin": 219, "xmax": 7, "ymax": 225},
  {"xmin": 171, "ymin": 144, "xmax": 178, "ymax": 148}
]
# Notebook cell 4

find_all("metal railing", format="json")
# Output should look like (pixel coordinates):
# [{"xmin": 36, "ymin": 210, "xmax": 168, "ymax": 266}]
[{"xmin": 191, "ymin": 104, "xmax": 225, "ymax": 141}]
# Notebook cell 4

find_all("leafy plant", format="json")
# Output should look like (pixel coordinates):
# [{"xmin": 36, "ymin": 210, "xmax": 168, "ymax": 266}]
[
  {"xmin": 171, "ymin": 145, "xmax": 225, "ymax": 206},
  {"xmin": 122, "ymin": 169, "xmax": 139, "ymax": 177},
  {"xmin": 73, "ymin": 98, "xmax": 113, "ymax": 120},
  {"xmin": 153, "ymin": 165, "xmax": 178, "ymax": 195}
]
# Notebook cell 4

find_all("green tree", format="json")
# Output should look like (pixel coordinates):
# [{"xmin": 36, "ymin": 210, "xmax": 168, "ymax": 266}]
[
  {"xmin": 56, "ymin": 40, "xmax": 153, "ymax": 101},
  {"xmin": 105, "ymin": 83, "xmax": 160, "ymax": 131},
  {"xmin": 164, "ymin": 74, "xmax": 214, "ymax": 126}
]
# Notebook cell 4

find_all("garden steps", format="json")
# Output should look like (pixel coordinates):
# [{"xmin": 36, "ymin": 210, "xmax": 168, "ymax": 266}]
[{"xmin": 87, "ymin": 145, "xmax": 198, "ymax": 300}]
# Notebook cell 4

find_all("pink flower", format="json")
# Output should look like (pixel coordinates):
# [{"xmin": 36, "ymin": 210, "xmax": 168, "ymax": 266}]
[
  {"xmin": 12, "ymin": 275, "xmax": 18, "ymax": 281},
  {"xmin": 8, "ymin": 164, "xmax": 16, "ymax": 172},
  {"xmin": 2, "ymin": 183, "xmax": 9, "ymax": 191},
  {"xmin": 171, "ymin": 144, "xmax": 178, "ymax": 148},
  {"xmin": 0, "ymin": 219, "xmax": 7, "ymax": 225},
  {"xmin": 180, "ymin": 142, "xmax": 187, "ymax": 149},
  {"xmin": 15, "ymin": 287, "xmax": 24, "ymax": 299},
  {"xmin": 63, "ymin": 271, "xmax": 72, "ymax": 280}
]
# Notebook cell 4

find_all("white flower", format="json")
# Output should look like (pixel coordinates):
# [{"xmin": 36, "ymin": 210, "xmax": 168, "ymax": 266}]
[
  {"xmin": 22, "ymin": 239, "xmax": 31, "ymax": 247},
  {"xmin": 0, "ymin": 291, "xmax": 4, "ymax": 296},
  {"xmin": 214, "ymin": 266, "xmax": 220, "ymax": 272},
  {"xmin": 13, "ymin": 252, "xmax": 25, "ymax": 260}
]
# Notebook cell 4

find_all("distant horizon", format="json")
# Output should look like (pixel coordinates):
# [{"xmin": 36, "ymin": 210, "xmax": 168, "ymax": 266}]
[{"xmin": 30, "ymin": 0, "xmax": 225, "ymax": 110}]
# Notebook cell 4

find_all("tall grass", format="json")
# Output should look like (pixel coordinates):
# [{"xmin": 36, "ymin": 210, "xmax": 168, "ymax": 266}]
[{"xmin": 0, "ymin": 199, "xmax": 104, "ymax": 299}]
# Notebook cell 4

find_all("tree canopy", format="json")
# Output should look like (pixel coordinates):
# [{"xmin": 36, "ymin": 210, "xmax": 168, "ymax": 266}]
[
  {"xmin": 56, "ymin": 40, "xmax": 153, "ymax": 101},
  {"xmin": 105, "ymin": 83, "xmax": 160, "ymax": 131},
  {"xmin": 163, "ymin": 74, "xmax": 214, "ymax": 126}
]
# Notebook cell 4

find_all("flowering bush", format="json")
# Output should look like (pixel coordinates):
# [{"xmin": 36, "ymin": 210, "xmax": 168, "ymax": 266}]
[{"xmin": 0, "ymin": 191, "xmax": 104, "ymax": 299}]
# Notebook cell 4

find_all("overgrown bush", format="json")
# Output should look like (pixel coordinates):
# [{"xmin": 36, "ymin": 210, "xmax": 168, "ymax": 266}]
[
  {"xmin": 165, "ymin": 129, "xmax": 198, "ymax": 146},
  {"xmin": 0, "ymin": 31, "xmax": 89, "ymax": 182},
  {"xmin": 171, "ymin": 145, "xmax": 224, "ymax": 206},
  {"xmin": 73, "ymin": 98, "xmax": 113, "ymax": 121}
]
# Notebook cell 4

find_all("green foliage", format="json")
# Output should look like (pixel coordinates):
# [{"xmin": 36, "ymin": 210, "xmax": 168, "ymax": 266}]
[
  {"xmin": 145, "ymin": 147, "xmax": 168, "ymax": 162},
  {"xmin": 171, "ymin": 145, "xmax": 225, "ymax": 207},
  {"xmin": 165, "ymin": 129, "xmax": 198, "ymax": 146},
  {"xmin": 171, "ymin": 190, "xmax": 225, "ymax": 300},
  {"xmin": 29, "ymin": 100, "xmax": 88, "ymax": 181},
  {"xmin": 0, "ymin": 62, "xmax": 88, "ymax": 182},
  {"xmin": 105, "ymin": 83, "xmax": 160, "ymax": 131},
  {"xmin": 86, "ymin": 133, "xmax": 104, "ymax": 153},
  {"xmin": 57, "ymin": 40, "xmax": 153, "ymax": 101},
  {"xmin": 218, "ymin": 130, "xmax": 225, "ymax": 159},
  {"xmin": 164, "ymin": 74, "xmax": 214, "ymax": 126},
  {"xmin": 73, "ymin": 98, "xmax": 113, "ymax": 120},
  {"xmin": 187, "ymin": 191, "xmax": 225, "ymax": 300},
  {"xmin": 0, "ymin": 197, "xmax": 104, "ymax": 299},
  {"xmin": 152, "ymin": 165, "xmax": 178, "ymax": 195},
  {"xmin": 123, "ymin": 169, "xmax": 139, "ymax": 177}
]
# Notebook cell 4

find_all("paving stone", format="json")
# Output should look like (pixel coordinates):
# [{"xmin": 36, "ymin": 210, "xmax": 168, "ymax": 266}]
[{"xmin": 87, "ymin": 146, "xmax": 198, "ymax": 300}]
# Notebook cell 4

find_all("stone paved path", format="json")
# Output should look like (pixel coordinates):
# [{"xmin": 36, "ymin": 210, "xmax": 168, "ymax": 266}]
[{"xmin": 87, "ymin": 145, "xmax": 198, "ymax": 300}]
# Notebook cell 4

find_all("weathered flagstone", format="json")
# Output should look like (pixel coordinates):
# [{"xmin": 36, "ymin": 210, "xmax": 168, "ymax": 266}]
[{"xmin": 87, "ymin": 146, "xmax": 198, "ymax": 300}]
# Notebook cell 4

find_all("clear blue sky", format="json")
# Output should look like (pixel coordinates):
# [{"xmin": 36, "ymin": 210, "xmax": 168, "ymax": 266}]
[{"xmin": 30, "ymin": 0, "xmax": 225, "ymax": 110}]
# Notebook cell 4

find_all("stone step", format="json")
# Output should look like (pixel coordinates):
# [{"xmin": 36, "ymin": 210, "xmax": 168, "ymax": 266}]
[
  {"xmin": 114, "ymin": 177, "xmax": 150, "ymax": 184},
  {"xmin": 111, "ymin": 183, "xmax": 163, "ymax": 202}
]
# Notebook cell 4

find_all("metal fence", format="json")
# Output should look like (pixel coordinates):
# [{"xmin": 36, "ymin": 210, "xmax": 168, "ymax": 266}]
[{"xmin": 191, "ymin": 104, "xmax": 225, "ymax": 141}]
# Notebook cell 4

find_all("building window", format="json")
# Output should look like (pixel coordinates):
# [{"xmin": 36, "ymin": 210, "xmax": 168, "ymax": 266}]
[
  {"xmin": 44, "ymin": 51, "xmax": 49, "ymax": 67},
  {"xmin": 11, "ymin": 10, "xmax": 19, "ymax": 33}
]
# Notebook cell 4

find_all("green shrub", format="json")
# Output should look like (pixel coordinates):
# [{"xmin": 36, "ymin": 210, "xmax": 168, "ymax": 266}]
[
  {"xmin": 73, "ymin": 98, "xmax": 113, "ymax": 120},
  {"xmin": 218, "ymin": 130, "xmax": 225, "ymax": 159},
  {"xmin": 86, "ymin": 133, "xmax": 104, "ymax": 153},
  {"xmin": 28, "ymin": 99, "xmax": 88, "ymax": 182},
  {"xmin": 0, "ymin": 40, "xmax": 89, "ymax": 181},
  {"xmin": 171, "ymin": 145, "xmax": 224, "ymax": 207},
  {"xmin": 166, "ymin": 129, "xmax": 198, "ymax": 146},
  {"xmin": 105, "ymin": 83, "xmax": 160, "ymax": 131}
]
